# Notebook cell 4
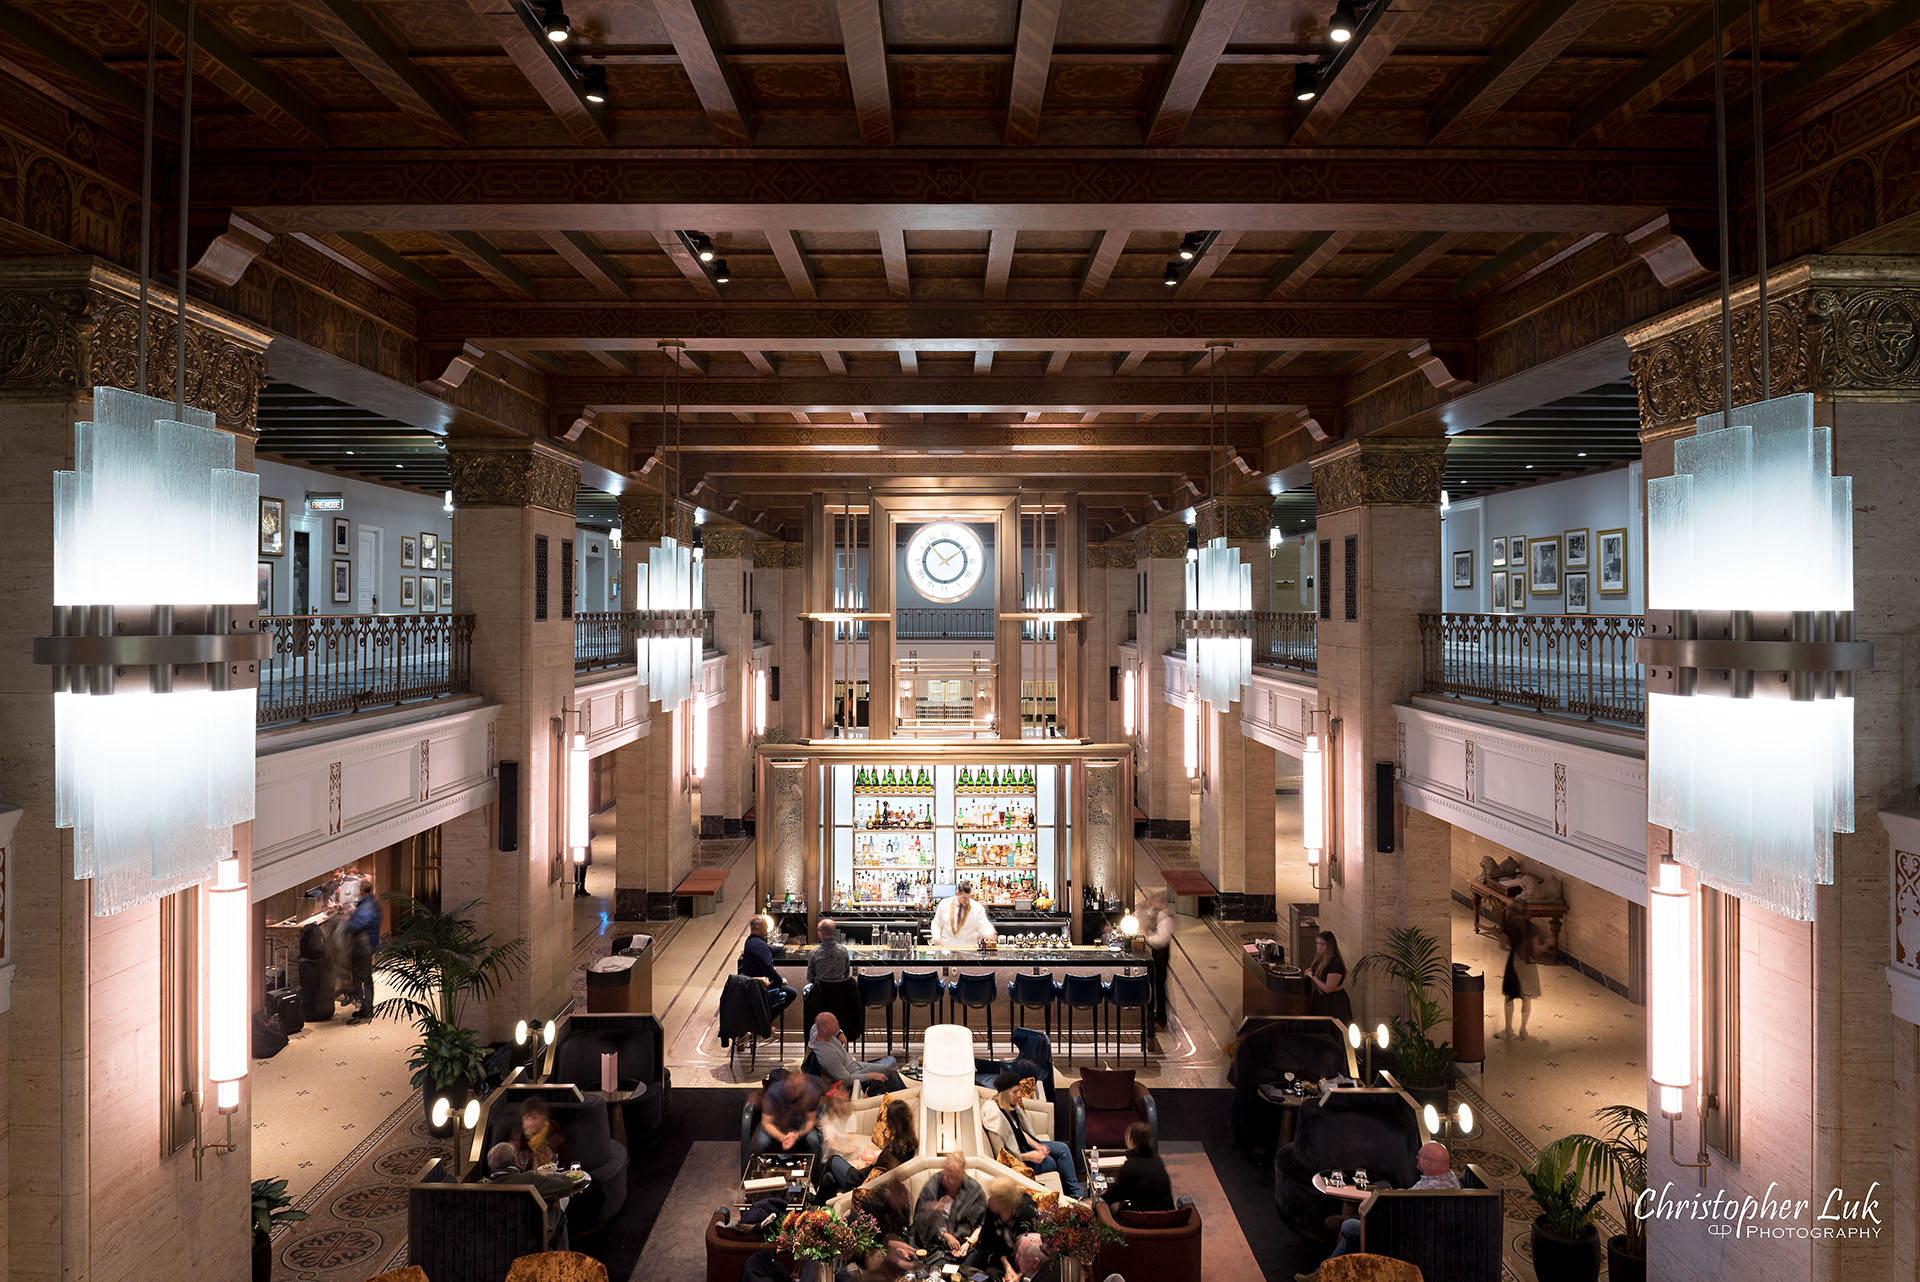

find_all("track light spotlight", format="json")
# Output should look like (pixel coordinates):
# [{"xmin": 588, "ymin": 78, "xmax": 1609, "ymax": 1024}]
[
  {"xmin": 711, "ymin": 258, "xmax": 731, "ymax": 284},
  {"xmin": 691, "ymin": 233, "xmax": 716, "ymax": 262},
  {"xmin": 542, "ymin": 1, "xmax": 570, "ymax": 43},
  {"xmin": 1163, "ymin": 261, "xmax": 1182, "ymax": 287},
  {"xmin": 1178, "ymin": 232, "xmax": 1206, "ymax": 261},
  {"xmin": 582, "ymin": 65, "xmax": 608, "ymax": 103},
  {"xmin": 1328, "ymin": 1, "xmax": 1359, "ymax": 43},
  {"xmin": 1294, "ymin": 63, "xmax": 1321, "ymax": 102}
]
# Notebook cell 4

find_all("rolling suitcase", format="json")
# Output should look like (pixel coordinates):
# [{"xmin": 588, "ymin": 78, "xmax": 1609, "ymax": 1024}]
[{"xmin": 269, "ymin": 986, "xmax": 304, "ymax": 1035}]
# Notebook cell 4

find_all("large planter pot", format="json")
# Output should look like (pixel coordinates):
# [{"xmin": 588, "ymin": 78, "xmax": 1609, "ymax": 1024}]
[
  {"xmin": 1607, "ymin": 1234, "xmax": 1647, "ymax": 1282},
  {"xmin": 1530, "ymin": 1217, "xmax": 1601, "ymax": 1282},
  {"xmin": 252, "ymin": 1232, "xmax": 274, "ymax": 1282}
]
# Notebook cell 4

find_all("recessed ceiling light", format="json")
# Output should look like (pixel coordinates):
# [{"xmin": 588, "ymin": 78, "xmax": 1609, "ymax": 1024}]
[
  {"xmin": 1525, "ymin": 463, "xmax": 1534, "ymax": 469},
  {"xmin": 1578, "ymin": 451, "xmax": 1588, "ymax": 457}
]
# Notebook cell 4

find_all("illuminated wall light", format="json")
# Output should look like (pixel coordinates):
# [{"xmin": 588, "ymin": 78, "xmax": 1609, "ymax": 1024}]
[
  {"xmin": 566, "ymin": 712, "xmax": 589, "ymax": 865},
  {"xmin": 1122, "ymin": 667, "xmax": 1136, "ymax": 736},
  {"xmin": 1649, "ymin": 860, "xmax": 1695, "ymax": 1118},
  {"xmin": 1183, "ymin": 694, "xmax": 1200, "ymax": 779},
  {"xmin": 753, "ymin": 667, "xmax": 768, "ymax": 736},
  {"xmin": 1301, "ymin": 731, "xmax": 1326, "ymax": 865},
  {"xmin": 691, "ymin": 696, "xmax": 709, "ymax": 783},
  {"xmin": 207, "ymin": 856, "xmax": 249, "ymax": 1112}
]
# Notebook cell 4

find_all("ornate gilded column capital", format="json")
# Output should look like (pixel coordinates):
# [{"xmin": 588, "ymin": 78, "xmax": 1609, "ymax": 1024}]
[
  {"xmin": 1086, "ymin": 541, "xmax": 1137, "ymax": 569},
  {"xmin": 754, "ymin": 539, "xmax": 806, "ymax": 568},
  {"xmin": 0, "ymin": 255, "xmax": 269, "ymax": 435},
  {"xmin": 446, "ymin": 440, "xmax": 580, "ymax": 514},
  {"xmin": 701, "ymin": 524, "xmax": 751, "ymax": 559},
  {"xmin": 1195, "ymin": 494, "xmax": 1273, "ymax": 542},
  {"xmin": 615, "ymin": 493, "xmax": 697, "ymax": 541},
  {"xmin": 1135, "ymin": 519, "xmax": 1190, "ymax": 560},
  {"xmin": 1309, "ymin": 437, "xmax": 1447, "ymax": 517}
]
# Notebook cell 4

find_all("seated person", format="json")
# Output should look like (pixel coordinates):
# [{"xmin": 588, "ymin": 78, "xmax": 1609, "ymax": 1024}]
[
  {"xmin": 484, "ymin": 1141, "xmax": 578, "ymax": 1250},
  {"xmin": 741, "ymin": 917, "xmax": 798, "ymax": 1016},
  {"xmin": 809, "ymin": 918, "xmax": 853, "ymax": 985},
  {"xmin": 839, "ymin": 1236, "xmax": 916, "ymax": 1282},
  {"xmin": 980, "ymin": 1072, "xmax": 1084, "ymax": 1198},
  {"xmin": 825, "ymin": 1091, "xmax": 917, "ymax": 1192},
  {"xmin": 754, "ymin": 1069, "xmax": 825, "ymax": 1158},
  {"xmin": 1295, "ymin": 1141, "xmax": 1459, "ymax": 1282},
  {"xmin": 912, "ymin": 1152, "xmax": 987, "ymax": 1254},
  {"xmin": 1101, "ymin": 1121, "xmax": 1173, "ymax": 1212},
  {"xmin": 810, "ymin": 1012, "xmax": 906, "ymax": 1093},
  {"xmin": 858, "ymin": 1175, "xmax": 917, "ymax": 1245},
  {"xmin": 965, "ymin": 1178, "xmax": 1039, "ymax": 1278},
  {"xmin": 509, "ymin": 1099, "xmax": 568, "ymax": 1170},
  {"xmin": 1008, "ymin": 1232, "xmax": 1059, "ymax": 1282}
]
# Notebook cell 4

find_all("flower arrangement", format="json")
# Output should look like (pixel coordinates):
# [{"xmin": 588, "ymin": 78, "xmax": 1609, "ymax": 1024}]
[
  {"xmin": 1034, "ymin": 1200, "xmax": 1125, "ymax": 1266},
  {"xmin": 767, "ymin": 1206, "xmax": 883, "ymax": 1263}
]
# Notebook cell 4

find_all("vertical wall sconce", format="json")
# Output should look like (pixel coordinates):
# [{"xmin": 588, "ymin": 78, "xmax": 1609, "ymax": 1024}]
[
  {"xmin": 1301, "ymin": 710, "xmax": 1340, "ymax": 889},
  {"xmin": 207, "ymin": 856, "xmax": 248, "ymax": 1110},
  {"xmin": 1122, "ymin": 667, "xmax": 1137, "ymax": 737},
  {"xmin": 690, "ymin": 695, "xmax": 709, "ymax": 786},
  {"xmin": 565, "ymin": 706, "xmax": 589, "ymax": 865},
  {"xmin": 1649, "ymin": 859, "xmax": 1694, "ymax": 1119},
  {"xmin": 754, "ymin": 667, "xmax": 768, "ymax": 737},
  {"xmin": 1183, "ymin": 693, "xmax": 1200, "ymax": 782}
]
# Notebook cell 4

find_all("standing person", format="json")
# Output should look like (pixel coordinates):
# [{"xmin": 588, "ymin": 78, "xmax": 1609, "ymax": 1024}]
[
  {"xmin": 345, "ymin": 888, "xmax": 381, "ymax": 1022},
  {"xmin": 931, "ymin": 882, "xmax": 997, "ymax": 947},
  {"xmin": 809, "ymin": 918, "xmax": 852, "ymax": 985},
  {"xmin": 1135, "ymin": 888, "xmax": 1176, "ymax": 1029},
  {"xmin": 740, "ymin": 916, "xmax": 798, "ymax": 1016},
  {"xmin": 1497, "ymin": 912, "xmax": 1542, "ymax": 1040},
  {"xmin": 1305, "ymin": 930, "xmax": 1353, "ymax": 1023}
]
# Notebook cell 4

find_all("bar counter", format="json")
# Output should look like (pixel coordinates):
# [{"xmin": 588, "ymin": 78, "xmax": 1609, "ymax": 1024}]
[{"xmin": 777, "ymin": 942, "xmax": 1143, "ymax": 971}]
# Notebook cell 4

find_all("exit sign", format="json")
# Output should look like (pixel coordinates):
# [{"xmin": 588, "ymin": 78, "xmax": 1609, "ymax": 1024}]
[{"xmin": 307, "ymin": 493, "xmax": 345, "ymax": 512}]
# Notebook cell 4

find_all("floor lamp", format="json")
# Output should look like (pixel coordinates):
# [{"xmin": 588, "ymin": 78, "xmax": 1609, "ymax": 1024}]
[{"xmin": 922, "ymin": 1024, "xmax": 978, "ymax": 1153}]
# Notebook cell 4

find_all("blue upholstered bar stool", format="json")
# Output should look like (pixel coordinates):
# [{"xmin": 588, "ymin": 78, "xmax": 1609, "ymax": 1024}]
[
  {"xmin": 947, "ymin": 971, "xmax": 1000, "ymax": 1058},
  {"xmin": 1059, "ymin": 973, "xmax": 1106, "ymax": 1060},
  {"xmin": 898, "ymin": 970, "xmax": 944, "ymax": 1053},
  {"xmin": 1105, "ymin": 973, "xmax": 1154, "ymax": 1057},
  {"xmin": 857, "ymin": 972, "xmax": 900, "ymax": 1058},
  {"xmin": 1008, "ymin": 973, "xmax": 1061, "ymax": 1039}
]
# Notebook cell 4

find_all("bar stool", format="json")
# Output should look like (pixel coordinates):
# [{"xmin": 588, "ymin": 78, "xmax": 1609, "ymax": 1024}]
[
  {"xmin": 947, "ymin": 971, "xmax": 1000, "ymax": 1057},
  {"xmin": 1008, "ymin": 973, "xmax": 1060, "ymax": 1039},
  {"xmin": 1105, "ymin": 973, "xmax": 1153, "ymax": 1057},
  {"xmin": 1059, "ymin": 973, "xmax": 1106, "ymax": 1059},
  {"xmin": 898, "ymin": 970, "xmax": 944, "ymax": 1053},
  {"xmin": 857, "ymin": 972, "xmax": 900, "ymax": 1057}
]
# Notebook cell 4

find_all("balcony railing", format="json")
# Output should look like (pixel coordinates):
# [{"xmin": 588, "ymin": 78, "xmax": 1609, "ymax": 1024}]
[
  {"xmin": 259, "ymin": 613, "xmax": 475, "ymax": 727},
  {"xmin": 1175, "ymin": 611, "xmax": 1319, "ymax": 673},
  {"xmin": 898, "ymin": 607, "xmax": 996, "ymax": 640},
  {"xmin": 1418, "ymin": 612, "xmax": 1646, "ymax": 727},
  {"xmin": 575, "ymin": 611, "xmax": 634, "ymax": 672}
]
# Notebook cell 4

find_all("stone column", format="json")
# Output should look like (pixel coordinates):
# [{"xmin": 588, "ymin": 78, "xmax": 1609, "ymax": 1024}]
[
  {"xmin": 442, "ymin": 439, "xmax": 581, "ymax": 1036},
  {"xmin": 699, "ymin": 524, "xmax": 753, "ymax": 835},
  {"xmin": 1133, "ymin": 520, "xmax": 1192, "ymax": 839},
  {"xmin": 0, "ymin": 259, "xmax": 268, "ymax": 1282},
  {"xmin": 1309, "ymin": 438, "xmax": 1452, "ymax": 1017},
  {"xmin": 1081, "ymin": 542, "xmax": 1135, "ymax": 745},
  {"xmin": 612, "ymin": 494, "xmax": 695, "ymax": 918},
  {"xmin": 753, "ymin": 541, "xmax": 809, "ymax": 739},
  {"xmin": 1626, "ymin": 256, "xmax": 1920, "ymax": 1282}
]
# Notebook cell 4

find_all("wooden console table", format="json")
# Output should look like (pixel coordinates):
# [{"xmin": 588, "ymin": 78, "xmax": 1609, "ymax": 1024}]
[{"xmin": 1467, "ymin": 877, "xmax": 1565, "ymax": 959}]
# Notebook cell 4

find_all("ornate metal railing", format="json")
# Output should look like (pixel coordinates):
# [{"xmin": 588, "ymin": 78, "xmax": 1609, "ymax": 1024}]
[
  {"xmin": 1254, "ymin": 611, "xmax": 1318, "ymax": 673},
  {"xmin": 1418, "ymin": 612, "xmax": 1646, "ymax": 727},
  {"xmin": 575, "ymin": 611, "xmax": 635, "ymax": 672},
  {"xmin": 258, "ymin": 614, "xmax": 476, "ymax": 726},
  {"xmin": 898, "ymin": 607, "xmax": 996, "ymax": 640}
]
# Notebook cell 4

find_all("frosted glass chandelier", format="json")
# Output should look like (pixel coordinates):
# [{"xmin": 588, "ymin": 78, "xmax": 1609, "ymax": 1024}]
[
  {"xmin": 1642, "ymin": 393, "xmax": 1865, "ymax": 921},
  {"xmin": 636, "ymin": 339, "xmax": 705, "ymax": 710},
  {"xmin": 39, "ymin": 387, "xmax": 262, "ymax": 915},
  {"xmin": 1184, "ymin": 530, "xmax": 1254, "ymax": 707}
]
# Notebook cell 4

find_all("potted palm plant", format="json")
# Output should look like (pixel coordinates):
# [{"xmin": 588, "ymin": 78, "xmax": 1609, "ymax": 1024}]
[
  {"xmin": 1356, "ymin": 925, "xmax": 1456, "ymax": 1111},
  {"xmin": 250, "ymin": 1177, "xmax": 306, "ymax": 1281},
  {"xmin": 1544, "ymin": 1104, "xmax": 1648, "ymax": 1282},
  {"xmin": 1522, "ymin": 1139, "xmax": 1606, "ymax": 1282},
  {"xmin": 373, "ymin": 895, "xmax": 528, "ymax": 1124}
]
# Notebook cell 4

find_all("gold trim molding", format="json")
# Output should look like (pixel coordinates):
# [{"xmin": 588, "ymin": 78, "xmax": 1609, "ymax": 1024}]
[
  {"xmin": 1310, "ymin": 438, "xmax": 1446, "ymax": 516},
  {"xmin": 1135, "ymin": 520, "xmax": 1189, "ymax": 560},
  {"xmin": 447, "ymin": 440, "xmax": 580, "ymax": 514},
  {"xmin": 702, "ymin": 525, "xmax": 750, "ymax": 558},
  {"xmin": 1086, "ymin": 541, "xmax": 1136, "ymax": 569}
]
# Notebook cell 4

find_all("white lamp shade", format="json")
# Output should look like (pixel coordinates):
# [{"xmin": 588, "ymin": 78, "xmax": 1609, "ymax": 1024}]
[
  {"xmin": 1649, "ymin": 861, "xmax": 1694, "ymax": 1117},
  {"xmin": 1301, "ymin": 732, "xmax": 1326, "ymax": 857},
  {"xmin": 921, "ymin": 1024, "xmax": 979, "ymax": 1113},
  {"xmin": 567, "ymin": 727, "xmax": 590, "ymax": 859},
  {"xmin": 1183, "ymin": 696, "xmax": 1199, "ymax": 777},
  {"xmin": 207, "ymin": 856, "xmax": 248, "ymax": 1111},
  {"xmin": 1122, "ymin": 668, "xmax": 1136, "ymax": 736}
]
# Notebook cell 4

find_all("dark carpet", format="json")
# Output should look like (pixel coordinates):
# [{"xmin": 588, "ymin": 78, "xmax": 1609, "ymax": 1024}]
[{"xmin": 579, "ymin": 1086, "xmax": 746, "ymax": 1281}]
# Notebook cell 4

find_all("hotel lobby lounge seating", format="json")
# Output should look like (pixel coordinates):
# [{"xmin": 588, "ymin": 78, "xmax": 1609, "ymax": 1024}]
[
  {"xmin": 1274, "ymin": 1085, "xmax": 1423, "ymax": 1237},
  {"xmin": 549, "ymin": 1013, "xmax": 671, "ymax": 1136},
  {"xmin": 1353, "ymin": 1164, "xmax": 1503, "ymax": 1282},
  {"xmin": 1093, "ymin": 1198, "xmax": 1202, "ymax": 1282}
]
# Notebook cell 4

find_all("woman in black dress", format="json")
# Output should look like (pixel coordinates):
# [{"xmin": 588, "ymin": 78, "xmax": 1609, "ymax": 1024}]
[
  {"xmin": 1497, "ymin": 912, "xmax": 1541, "ymax": 1040},
  {"xmin": 1306, "ymin": 929, "xmax": 1353, "ymax": 1023}
]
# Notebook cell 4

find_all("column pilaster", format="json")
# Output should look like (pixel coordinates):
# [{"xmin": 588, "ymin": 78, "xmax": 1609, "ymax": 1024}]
[
  {"xmin": 702, "ymin": 523, "xmax": 754, "ymax": 837},
  {"xmin": 1133, "ymin": 520, "xmax": 1191, "ymax": 840}
]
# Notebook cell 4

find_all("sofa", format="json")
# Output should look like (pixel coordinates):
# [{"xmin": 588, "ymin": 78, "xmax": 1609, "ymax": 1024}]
[
  {"xmin": 1228, "ymin": 1016, "xmax": 1359, "ymax": 1150},
  {"xmin": 484, "ymin": 1085, "xmax": 631, "ymax": 1227},
  {"xmin": 706, "ymin": 1207, "xmax": 776, "ymax": 1282},
  {"xmin": 1354, "ymin": 1163, "xmax": 1504, "ymax": 1282},
  {"xmin": 1069, "ymin": 1067, "xmax": 1158, "ymax": 1157},
  {"xmin": 409, "ymin": 1156, "xmax": 553, "ymax": 1282},
  {"xmin": 1093, "ymin": 1198, "xmax": 1201, "ymax": 1282},
  {"xmin": 1273, "ymin": 1084, "xmax": 1426, "ymax": 1236},
  {"xmin": 549, "ymin": 1013, "xmax": 671, "ymax": 1136},
  {"xmin": 825, "ymin": 1152, "xmax": 1065, "ymax": 1218}
]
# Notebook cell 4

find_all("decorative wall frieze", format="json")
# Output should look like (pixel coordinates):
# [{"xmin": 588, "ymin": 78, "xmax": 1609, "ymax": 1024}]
[
  {"xmin": 0, "ymin": 257, "xmax": 269, "ymax": 435},
  {"xmin": 1135, "ymin": 520, "xmax": 1189, "ymax": 561},
  {"xmin": 754, "ymin": 540, "xmax": 792, "ymax": 567},
  {"xmin": 1194, "ymin": 494, "xmax": 1273, "ymax": 542},
  {"xmin": 617, "ymin": 494, "xmax": 695, "ymax": 541},
  {"xmin": 1310, "ymin": 438, "xmax": 1446, "ymax": 516},
  {"xmin": 1086, "ymin": 541, "xmax": 1136, "ymax": 569},
  {"xmin": 1624, "ymin": 256, "xmax": 1920, "ymax": 433},
  {"xmin": 447, "ymin": 441, "xmax": 580, "ymax": 513},
  {"xmin": 701, "ymin": 525, "xmax": 750, "ymax": 558}
]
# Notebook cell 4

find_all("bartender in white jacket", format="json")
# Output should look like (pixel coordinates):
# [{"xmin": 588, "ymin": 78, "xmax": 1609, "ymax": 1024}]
[{"xmin": 931, "ymin": 881, "xmax": 997, "ymax": 948}]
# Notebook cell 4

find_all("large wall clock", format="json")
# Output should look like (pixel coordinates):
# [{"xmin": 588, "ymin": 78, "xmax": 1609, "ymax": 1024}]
[{"xmin": 904, "ymin": 521, "xmax": 986, "ymax": 603}]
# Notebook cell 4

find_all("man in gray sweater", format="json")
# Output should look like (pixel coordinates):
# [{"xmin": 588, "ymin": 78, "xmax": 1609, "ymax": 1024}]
[{"xmin": 808, "ymin": 1012, "xmax": 904, "ymax": 1090}]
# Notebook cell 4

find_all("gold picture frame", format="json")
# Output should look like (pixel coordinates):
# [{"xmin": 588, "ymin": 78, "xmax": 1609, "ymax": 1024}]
[
  {"xmin": 420, "ymin": 531, "xmax": 439, "ymax": 571},
  {"xmin": 400, "ymin": 575, "xmax": 417, "ymax": 608},
  {"xmin": 1527, "ymin": 535, "xmax": 1562, "ymax": 596},
  {"xmin": 1597, "ymin": 527, "xmax": 1629, "ymax": 595},
  {"xmin": 259, "ymin": 496, "xmax": 285, "ymax": 556}
]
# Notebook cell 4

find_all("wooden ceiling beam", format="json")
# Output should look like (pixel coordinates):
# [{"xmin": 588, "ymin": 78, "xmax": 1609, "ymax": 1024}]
[
  {"xmin": 590, "ymin": 349, "xmax": 638, "ymax": 374},
  {"xmin": 744, "ymin": 351, "xmax": 776, "ymax": 375},
  {"xmin": 652, "ymin": 230, "xmax": 723, "ymax": 299},
  {"xmin": 768, "ymin": 229, "xmax": 819, "ymax": 300},
  {"xmin": 835, "ymin": 0, "xmax": 893, "ymax": 145},
  {"xmin": 1173, "ymin": 229, "xmax": 1242, "ymax": 299},
  {"xmin": 433, "ymin": 230, "xmax": 535, "ymax": 297},
  {"xmin": 150, "ymin": 0, "xmax": 330, "ymax": 143},
  {"xmin": 1427, "ymin": 0, "xmax": 1609, "ymax": 146},
  {"xmin": 975, "ymin": 350, "xmax": 994, "ymax": 375},
  {"xmin": 1737, "ymin": 2, "xmax": 1920, "ymax": 144},
  {"xmin": 1359, "ymin": 231, "xmax": 1461, "ymax": 298},
  {"xmin": 1005, "ymin": 0, "xmax": 1064, "ymax": 145},
  {"xmin": 899, "ymin": 350, "xmax": 918, "ymax": 374},
  {"xmin": 323, "ymin": 233, "xmax": 445, "ymax": 298},
  {"xmin": 879, "ymin": 227, "xmax": 911, "ymax": 300},
  {"xmin": 984, "ymin": 230, "xmax": 1016, "ymax": 301},
  {"xmin": 821, "ymin": 350, "xmax": 848, "ymax": 375},
  {"xmin": 1292, "ymin": 0, "xmax": 1426, "ymax": 146},
  {"xmin": 0, "ymin": 4, "xmax": 167, "ymax": 127},
  {"xmin": 558, "ymin": 373, "xmax": 1332, "ymax": 415},
  {"xmin": 1570, "ymin": 0, "xmax": 1751, "ymax": 144},
  {"xmin": 542, "ymin": 230, "xmax": 631, "ymax": 299},
  {"xmin": 1145, "ymin": 0, "xmax": 1254, "ymax": 147},
  {"xmin": 649, "ymin": 0, "xmax": 753, "ymax": 145},
  {"xmin": 1264, "ymin": 230, "xmax": 1353, "ymax": 298},
  {"xmin": 664, "ymin": 423, "xmax": 1249, "ymax": 449},
  {"xmin": 1452, "ymin": 232, "xmax": 1559, "ymax": 299},
  {"xmin": 1045, "ymin": 350, "xmax": 1070, "ymax": 376},
  {"xmin": 284, "ymin": 0, "xmax": 468, "ymax": 143},
  {"xmin": 472, "ymin": 0, "xmax": 607, "ymax": 144},
  {"xmin": 1076, "ymin": 227, "xmax": 1129, "ymax": 301},
  {"xmin": 685, "ymin": 451, "xmax": 1200, "ymax": 477}
]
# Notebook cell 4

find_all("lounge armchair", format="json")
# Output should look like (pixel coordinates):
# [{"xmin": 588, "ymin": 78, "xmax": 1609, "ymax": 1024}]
[
  {"xmin": 1093, "ymin": 1197, "xmax": 1201, "ymax": 1282},
  {"xmin": 1274, "ymin": 1083, "xmax": 1424, "ymax": 1237},
  {"xmin": 1354, "ymin": 1163, "xmax": 1503, "ymax": 1282}
]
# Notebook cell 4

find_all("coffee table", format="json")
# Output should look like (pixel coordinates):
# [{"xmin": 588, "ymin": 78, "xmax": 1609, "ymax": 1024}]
[{"xmin": 743, "ymin": 1152, "xmax": 816, "ymax": 1209}]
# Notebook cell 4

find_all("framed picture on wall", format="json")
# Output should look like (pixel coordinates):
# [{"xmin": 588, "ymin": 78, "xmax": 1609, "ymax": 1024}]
[
  {"xmin": 1491, "ymin": 536, "xmax": 1507, "ymax": 567},
  {"xmin": 1491, "ymin": 572, "xmax": 1508, "ymax": 612},
  {"xmin": 1527, "ymin": 536, "xmax": 1562, "ymax": 595},
  {"xmin": 610, "ymin": 576, "xmax": 619, "ymax": 600},
  {"xmin": 1597, "ymin": 528, "xmax": 1629, "ymax": 595},
  {"xmin": 420, "ymin": 575, "xmax": 439, "ymax": 611},
  {"xmin": 1566, "ymin": 572, "xmax": 1591, "ymax": 614},
  {"xmin": 441, "ymin": 541, "xmax": 453, "ymax": 572},
  {"xmin": 401, "ymin": 535, "xmax": 417, "ymax": 568},
  {"xmin": 1451, "ymin": 549, "xmax": 1473, "ymax": 589},
  {"xmin": 1509, "ymin": 571, "xmax": 1525, "ymax": 611},
  {"xmin": 1510, "ymin": 534, "xmax": 1525, "ymax": 560},
  {"xmin": 441, "ymin": 577, "xmax": 452, "ymax": 610},
  {"xmin": 1564, "ymin": 527, "xmax": 1590, "ymax": 569},
  {"xmin": 331, "ymin": 558, "xmax": 351, "ymax": 604},
  {"xmin": 420, "ymin": 531, "xmax": 439, "ymax": 571},
  {"xmin": 257, "ymin": 562, "xmax": 273, "ymax": 614},
  {"xmin": 332, "ymin": 516, "xmax": 351, "ymax": 555},
  {"xmin": 400, "ymin": 576, "xmax": 417, "ymax": 608},
  {"xmin": 259, "ymin": 496, "xmax": 285, "ymax": 556}
]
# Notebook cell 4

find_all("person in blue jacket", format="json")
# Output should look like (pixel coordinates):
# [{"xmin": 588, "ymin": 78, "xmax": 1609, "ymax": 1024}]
[{"xmin": 346, "ymin": 890, "xmax": 382, "ymax": 1022}]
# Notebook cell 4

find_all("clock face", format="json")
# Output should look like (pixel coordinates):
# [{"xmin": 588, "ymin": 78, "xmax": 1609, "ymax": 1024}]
[{"xmin": 905, "ymin": 521, "xmax": 985, "ymax": 603}]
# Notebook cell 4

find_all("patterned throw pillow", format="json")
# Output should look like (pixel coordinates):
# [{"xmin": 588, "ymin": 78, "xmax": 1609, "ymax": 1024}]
[
  {"xmin": 996, "ymin": 1147, "xmax": 1035, "ymax": 1177},
  {"xmin": 1016, "ymin": 1077, "xmax": 1038, "ymax": 1101},
  {"xmin": 870, "ymin": 1094, "xmax": 896, "ymax": 1148},
  {"xmin": 1034, "ymin": 1192, "xmax": 1060, "ymax": 1213}
]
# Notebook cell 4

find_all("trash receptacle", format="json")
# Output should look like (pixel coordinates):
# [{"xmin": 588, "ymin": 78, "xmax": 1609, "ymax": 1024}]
[{"xmin": 1452, "ymin": 962, "xmax": 1484, "ymax": 1064}]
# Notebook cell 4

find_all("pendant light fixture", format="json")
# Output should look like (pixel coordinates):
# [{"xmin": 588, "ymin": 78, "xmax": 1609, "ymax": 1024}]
[
  {"xmin": 1182, "ymin": 341, "xmax": 1255, "ymax": 710},
  {"xmin": 636, "ymin": 340, "xmax": 705, "ymax": 709}
]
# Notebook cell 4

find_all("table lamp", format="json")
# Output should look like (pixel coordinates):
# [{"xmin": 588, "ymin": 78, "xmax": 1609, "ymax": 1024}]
[{"xmin": 922, "ymin": 1023, "xmax": 979, "ymax": 1151}]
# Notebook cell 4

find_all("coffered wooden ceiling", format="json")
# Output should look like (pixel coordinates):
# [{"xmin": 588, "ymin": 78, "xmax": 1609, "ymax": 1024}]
[{"xmin": 8, "ymin": 0, "xmax": 1914, "ymax": 538}]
